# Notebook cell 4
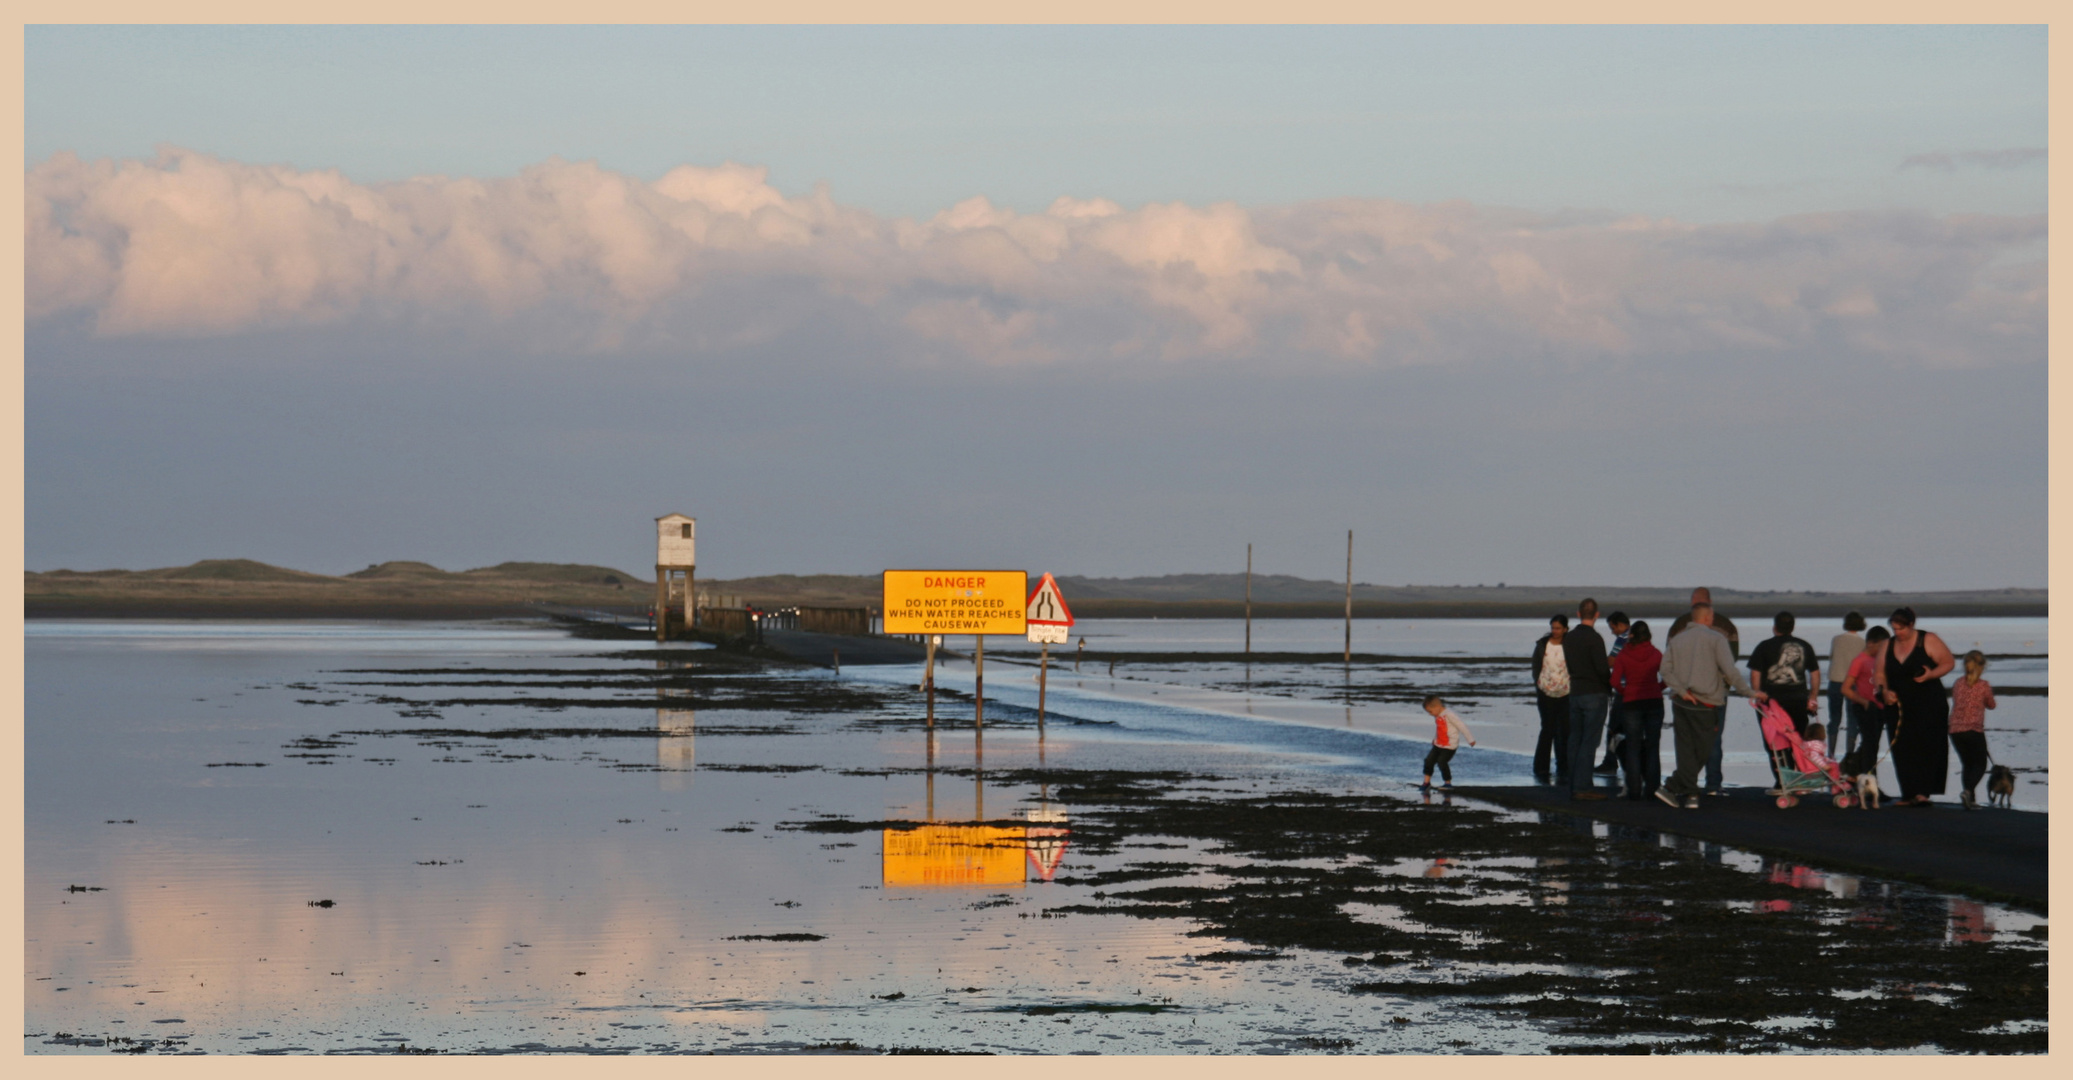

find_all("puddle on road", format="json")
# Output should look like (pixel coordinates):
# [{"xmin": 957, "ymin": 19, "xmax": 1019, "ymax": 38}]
[{"xmin": 26, "ymin": 623, "xmax": 2048, "ymax": 1054}]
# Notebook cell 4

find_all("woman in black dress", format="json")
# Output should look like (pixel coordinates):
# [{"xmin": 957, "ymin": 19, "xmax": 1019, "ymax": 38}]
[{"xmin": 1876, "ymin": 607, "xmax": 1956, "ymax": 806}]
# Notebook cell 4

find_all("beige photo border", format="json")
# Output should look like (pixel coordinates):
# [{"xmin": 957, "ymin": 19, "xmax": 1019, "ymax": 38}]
[{"xmin": 2, "ymin": 3, "xmax": 2061, "ymax": 1074}]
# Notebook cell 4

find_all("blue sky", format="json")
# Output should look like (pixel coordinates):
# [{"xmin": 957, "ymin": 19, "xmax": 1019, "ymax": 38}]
[
  {"xmin": 28, "ymin": 25, "xmax": 2045, "ymax": 222},
  {"xmin": 23, "ymin": 26, "xmax": 2049, "ymax": 589}
]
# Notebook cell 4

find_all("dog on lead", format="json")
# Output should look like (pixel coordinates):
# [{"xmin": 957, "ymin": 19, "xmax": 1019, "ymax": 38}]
[
  {"xmin": 1855, "ymin": 771, "xmax": 1882, "ymax": 810},
  {"xmin": 1986, "ymin": 765, "xmax": 2017, "ymax": 808}
]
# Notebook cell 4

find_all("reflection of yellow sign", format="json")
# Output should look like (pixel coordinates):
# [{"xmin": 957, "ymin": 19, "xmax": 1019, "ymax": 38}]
[
  {"xmin": 882, "ymin": 571, "xmax": 1029, "ymax": 635},
  {"xmin": 882, "ymin": 825, "xmax": 1027, "ymax": 887}
]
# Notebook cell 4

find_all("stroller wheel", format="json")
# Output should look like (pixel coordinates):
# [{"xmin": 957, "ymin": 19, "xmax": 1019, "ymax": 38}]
[
  {"xmin": 1775, "ymin": 795, "xmax": 1798, "ymax": 809},
  {"xmin": 1832, "ymin": 794, "xmax": 1853, "ymax": 809}
]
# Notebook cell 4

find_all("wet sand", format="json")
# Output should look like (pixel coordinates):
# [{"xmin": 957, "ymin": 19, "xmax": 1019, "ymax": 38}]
[
  {"xmin": 26, "ymin": 621, "xmax": 2048, "ymax": 1054},
  {"xmin": 1449, "ymin": 786, "xmax": 2046, "ymax": 908}
]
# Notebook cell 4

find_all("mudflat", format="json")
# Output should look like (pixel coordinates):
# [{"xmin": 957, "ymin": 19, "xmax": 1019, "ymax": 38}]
[{"xmin": 28, "ymin": 621, "xmax": 2046, "ymax": 1054}]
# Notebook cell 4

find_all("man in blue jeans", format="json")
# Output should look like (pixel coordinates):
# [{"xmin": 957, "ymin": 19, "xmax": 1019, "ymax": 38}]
[{"xmin": 1561, "ymin": 598, "xmax": 1614, "ymax": 799}]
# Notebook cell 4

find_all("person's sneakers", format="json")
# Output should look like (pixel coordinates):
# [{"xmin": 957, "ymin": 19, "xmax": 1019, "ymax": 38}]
[
  {"xmin": 1440, "ymin": 783, "xmax": 1453, "ymax": 791},
  {"xmin": 1654, "ymin": 789, "xmax": 1681, "ymax": 809},
  {"xmin": 1961, "ymin": 790, "xmax": 1977, "ymax": 810},
  {"xmin": 1683, "ymin": 796, "xmax": 1701, "ymax": 809}
]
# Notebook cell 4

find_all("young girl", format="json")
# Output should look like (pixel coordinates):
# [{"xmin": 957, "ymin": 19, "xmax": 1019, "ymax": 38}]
[
  {"xmin": 1949, "ymin": 650, "xmax": 1998, "ymax": 810},
  {"xmin": 1420, "ymin": 695, "xmax": 1477, "ymax": 790},
  {"xmin": 1839, "ymin": 625, "xmax": 1890, "ymax": 761},
  {"xmin": 1801, "ymin": 722, "xmax": 1837, "ymax": 775}
]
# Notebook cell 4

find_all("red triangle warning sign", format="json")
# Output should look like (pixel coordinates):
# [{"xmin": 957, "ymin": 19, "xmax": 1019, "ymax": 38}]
[{"xmin": 1025, "ymin": 573, "xmax": 1074, "ymax": 626}]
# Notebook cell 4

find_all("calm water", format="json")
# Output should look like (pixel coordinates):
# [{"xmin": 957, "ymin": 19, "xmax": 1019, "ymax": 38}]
[{"xmin": 26, "ymin": 619, "xmax": 2047, "ymax": 1054}]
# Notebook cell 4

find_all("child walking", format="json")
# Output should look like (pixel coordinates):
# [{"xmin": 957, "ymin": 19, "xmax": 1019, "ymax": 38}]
[
  {"xmin": 1950, "ymin": 650, "xmax": 1998, "ymax": 810},
  {"xmin": 1421, "ymin": 695, "xmax": 1477, "ymax": 789}
]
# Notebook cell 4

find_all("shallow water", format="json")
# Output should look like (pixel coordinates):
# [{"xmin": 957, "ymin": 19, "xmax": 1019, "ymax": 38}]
[
  {"xmin": 26, "ymin": 620, "xmax": 2048, "ymax": 1054},
  {"xmin": 961, "ymin": 618, "xmax": 2047, "ymax": 807}
]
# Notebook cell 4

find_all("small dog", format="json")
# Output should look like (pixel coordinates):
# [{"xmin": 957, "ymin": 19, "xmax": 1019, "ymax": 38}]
[
  {"xmin": 1855, "ymin": 772, "xmax": 1882, "ymax": 810},
  {"xmin": 1986, "ymin": 766, "xmax": 2017, "ymax": 808}
]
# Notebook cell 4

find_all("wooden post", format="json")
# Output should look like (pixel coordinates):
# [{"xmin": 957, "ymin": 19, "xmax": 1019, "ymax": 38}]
[
  {"xmin": 1344, "ymin": 529, "xmax": 1353, "ymax": 667},
  {"xmin": 925, "ymin": 729, "xmax": 935, "ymax": 820},
  {"xmin": 655, "ymin": 568, "xmax": 668, "ymax": 643},
  {"xmin": 1038, "ymin": 642, "xmax": 1049, "ymax": 729},
  {"xmin": 924, "ymin": 635, "xmax": 936, "ymax": 729},
  {"xmin": 833, "ymin": 648, "xmax": 840, "ymax": 676},
  {"xmin": 1245, "ymin": 542, "xmax": 1253, "ymax": 659},
  {"xmin": 974, "ymin": 635, "xmax": 985, "ymax": 730}
]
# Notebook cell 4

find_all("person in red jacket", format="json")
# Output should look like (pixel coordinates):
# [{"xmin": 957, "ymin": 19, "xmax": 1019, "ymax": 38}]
[{"xmin": 1607, "ymin": 620, "xmax": 1667, "ymax": 801}]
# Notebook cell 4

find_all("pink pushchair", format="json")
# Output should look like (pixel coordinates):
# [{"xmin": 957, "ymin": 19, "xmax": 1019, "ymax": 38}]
[{"xmin": 1756, "ymin": 699, "xmax": 1856, "ymax": 808}]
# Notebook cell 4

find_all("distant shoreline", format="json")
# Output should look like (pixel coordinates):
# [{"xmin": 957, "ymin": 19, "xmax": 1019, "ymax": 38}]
[
  {"xmin": 24, "ymin": 559, "xmax": 2046, "ymax": 621},
  {"xmin": 24, "ymin": 599, "xmax": 2049, "ymax": 621}
]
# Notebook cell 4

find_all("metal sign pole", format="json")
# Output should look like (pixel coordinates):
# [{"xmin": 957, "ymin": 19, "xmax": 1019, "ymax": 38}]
[
  {"xmin": 1038, "ymin": 642, "xmax": 1049, "ymax": 728},
  {"xmin": 974, "ymin": 635, "xmax": 985, "ymax": 730},
  {"xmin": 924, "ymin": 635, "xmax": 936, "ymax": 728}
]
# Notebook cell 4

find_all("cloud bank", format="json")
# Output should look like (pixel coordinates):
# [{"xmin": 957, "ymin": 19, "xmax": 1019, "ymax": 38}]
[
  {"xmin": 1900, "ymin": 147, "xmax": 2047, "ymax": 172},
  {"xmin": 29, "ymin": 148, "xmax": 2045, "ymax": 367}
]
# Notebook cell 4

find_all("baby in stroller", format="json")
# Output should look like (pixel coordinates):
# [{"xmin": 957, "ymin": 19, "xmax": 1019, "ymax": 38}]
[{"xmin": 1756, "ymin": 700, "xmax": 1855, "ymax": 808}]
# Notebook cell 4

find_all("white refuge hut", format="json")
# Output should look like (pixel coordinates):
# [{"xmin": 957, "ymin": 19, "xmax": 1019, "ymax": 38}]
[{"xmin": 655, "ymin": 513, "xmax": 696, "ymax": 642}]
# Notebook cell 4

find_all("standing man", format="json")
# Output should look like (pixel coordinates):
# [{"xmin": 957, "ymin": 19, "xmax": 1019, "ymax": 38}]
[
  {"xmin": 1658, "ymin": 602, "xmax": 1766, "ymax": 809},
  {"xmin": 1594, "ymin": 611, "xmax": 1633, "ymax": 775},
  {"xmin": 1562, "ymin": 598, "xmax": 1614, "ymax": 800},
  {"xmin": 1669, "ymin": 587, "xmax": 1740, "ymax": 795},
  {"xmin": 1749, "ymin": 611, "xmax": 1821, "ymax": 735},
  {"xmin": 1827, "ymin": 612, "xmax": 1867, "ymax": 754}
]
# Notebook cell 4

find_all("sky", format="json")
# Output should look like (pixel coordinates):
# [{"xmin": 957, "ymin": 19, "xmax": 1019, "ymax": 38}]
[{"xmin": 24, "ymin": 25, "xmax": 2049, "ymax": 590}]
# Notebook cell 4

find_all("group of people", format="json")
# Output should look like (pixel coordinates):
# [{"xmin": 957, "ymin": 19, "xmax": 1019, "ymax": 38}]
[{"xmin": 1523, "ymin": 587, "xmax": 2000, "ymax": 809}]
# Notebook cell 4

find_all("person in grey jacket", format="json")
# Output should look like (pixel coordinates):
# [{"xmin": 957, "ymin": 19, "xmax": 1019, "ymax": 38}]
[{"xmin": 1656, "ymin": 603, "xmax": 1767, "ymax": 809}]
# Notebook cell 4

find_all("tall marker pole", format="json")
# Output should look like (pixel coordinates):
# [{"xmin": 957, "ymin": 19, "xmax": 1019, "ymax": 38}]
[
  {"xmin": 1344, "ymin": 530, "xmax": 1353, "ymax": 667},
  {"xmin": 974, "ymin": 635, "xmax": 985, "ymax": 730},
  {"xmin": 1245, "ymin": 543, "xmax": 1253, "ymax": 659}
]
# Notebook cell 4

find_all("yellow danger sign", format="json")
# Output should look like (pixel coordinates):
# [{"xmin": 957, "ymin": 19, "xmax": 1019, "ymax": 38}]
[{"xmin": 882, "ymin": 570, "xmax": 1029, "ymax": 635}]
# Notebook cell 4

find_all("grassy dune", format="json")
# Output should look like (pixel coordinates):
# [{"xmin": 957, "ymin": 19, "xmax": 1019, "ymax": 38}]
[{"xmin": 26, "ymin": 559, "xmax": 648, "ymax": 619}]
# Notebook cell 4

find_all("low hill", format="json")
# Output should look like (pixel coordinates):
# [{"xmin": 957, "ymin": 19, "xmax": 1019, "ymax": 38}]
[
  {"xmin": 26, "ymin": 558, "xmax": 648, "ymax": 620},
  {"xmin": 461, "ymin": 562, "xmax": 642, "ymax": 586}
]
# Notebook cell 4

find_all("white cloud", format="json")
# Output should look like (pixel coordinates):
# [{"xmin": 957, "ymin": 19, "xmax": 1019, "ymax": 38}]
[
  {"xmin": 27, "ymin": 148, "xmax": 2046, "ymax": 368},
  {"xmin": 1900, "ymin": 147, "xmax": 2047, "ymax": 171}
]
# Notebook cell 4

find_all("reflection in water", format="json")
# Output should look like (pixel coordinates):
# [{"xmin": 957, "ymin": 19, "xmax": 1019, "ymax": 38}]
[
  {"xmin": 883, "ymin": 825, "xmax": 1028, "ymax": 887},
  {"xmin": 655, "ymin": 661, "xmax": 694, "ymax": 790},
  {"xmin": 882, "ymin": 728, "xmax": 1070, "ymax": 889},
  {"xmin": 1949, "ymin": 899, "xmax": 1993, "ymax": 944}
]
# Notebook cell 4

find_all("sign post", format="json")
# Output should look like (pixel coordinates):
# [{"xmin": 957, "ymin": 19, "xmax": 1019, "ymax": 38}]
[
  {"xmin": 883, "ymin": 571, "xmax": 1028, "ymax": 731},
  {"xmin": 1025, "ymin": 574, "xmax": 1074, "ymax": 728},
  {"xmin": 923, "ymin": 635, "xmax": 939, "ymax": 728}
]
